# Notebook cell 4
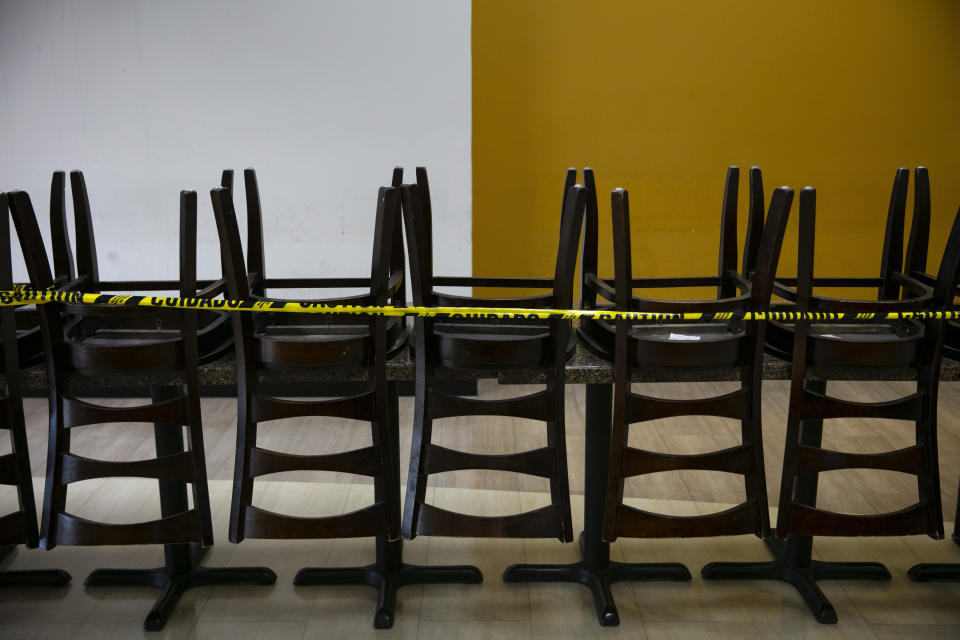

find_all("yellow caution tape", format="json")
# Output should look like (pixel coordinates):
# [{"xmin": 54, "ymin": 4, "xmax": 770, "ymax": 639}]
[{"xmin": 1, "ymin": 288, "xmax": 958, "ymax": 322}]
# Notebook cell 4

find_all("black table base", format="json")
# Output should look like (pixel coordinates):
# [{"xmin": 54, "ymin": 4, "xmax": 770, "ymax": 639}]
[
  {"xmin": 0, "ymin": 544, "xmax": 71, "ymax": 587},
  {"xmin": 86, "ymin": 543, "xmax": 276, "ymax": 631},
  {"xmin": 702, "ymin": 537, "xmax": 890, "ymax": 624},
  {"xmin": 294, "ymin": 383, "xmax": 482, "ymax": 629},
  {"xmin": 295, "ymin": 538, "xmax": 482, "ymax": 629},
  {"xmin": 702, "ymin": 379, "xmax": 891, "ymax": 624},
  {"xmin": 83, "ymin": 386, "xmax": 276, "ymax": 631},
  {"xmin": 701, "ymin": 380, "xmax": 890, "ymax": 624},
  {"xmin": 503, "ymin": 533, "xmax": 690, "ymax": 626},
  {"xmin": 502, "ymin": 384, "xmax": 690, "ymax": 626},
  {"xmin": 908, "ymin": 534, "xmax": 960, "ymax": 582}
]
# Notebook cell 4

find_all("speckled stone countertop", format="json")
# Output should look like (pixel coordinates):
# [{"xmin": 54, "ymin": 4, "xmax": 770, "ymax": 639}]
[{"xmin": 13, "ymin": 342, "xmax": 960, "ymax": 391}]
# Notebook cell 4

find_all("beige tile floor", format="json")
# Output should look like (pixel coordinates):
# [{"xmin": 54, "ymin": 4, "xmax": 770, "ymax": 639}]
[{"xmin": 2, "ymin": 380, "xmax": 960, "ymax": 638}]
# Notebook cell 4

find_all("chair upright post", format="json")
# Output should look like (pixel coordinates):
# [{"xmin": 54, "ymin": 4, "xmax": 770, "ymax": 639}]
[{"xmin": 0, "ymin": 192, "xmax": 71, "ymax": 588}]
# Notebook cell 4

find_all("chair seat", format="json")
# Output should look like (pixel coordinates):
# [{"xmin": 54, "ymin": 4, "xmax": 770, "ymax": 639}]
[
  {"xmin": 430, "ymin": 322, "xmax": 575, "ymax": 369},
  {"xmin": 0, "ymin": 328, "xmax": 44, "ymax": 370},
  {"xmin": 766, "ymin": 320, "xmax": 923, "ymax": 367},
  {"xmin": 579, "ymin": 318, "xmax": 745, "ymax": 367},
  {"xmin": 64, "ymin": 314, "xmax": 233, "ymax": 374},
  {"xmin": 65, "ymin": 331, "xmax": 184, "ymax": 374},
  {"xmin": 255, "ymin": 317, "xmax": 407, "ymax": 368}
]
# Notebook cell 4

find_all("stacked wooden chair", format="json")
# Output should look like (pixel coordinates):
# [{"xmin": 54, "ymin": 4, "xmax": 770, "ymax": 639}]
[
  {"xmin": 210, "ymin": 168, "xmax": 480, "ymax": 629},
  {"xmin": 575, "ymin": 167, "xmax": 792, "ymax": 608},
  {"xmin": 7, "ymin": 174, "xmax": 274, "ymax": 630},
  {"xmin": 898, "ymin": 167, "xmax": 960, "ymax": 582},
  {"xmin": 397, "ymin": 167, "xmax": 585, "ymax": 544},
  {"xmin": 0, "ymin": 178, "xmax": 72, "ymax": 588},
  {"xmin": 702, "ymin": 168, "xmax": 960, "ymax": 621}
]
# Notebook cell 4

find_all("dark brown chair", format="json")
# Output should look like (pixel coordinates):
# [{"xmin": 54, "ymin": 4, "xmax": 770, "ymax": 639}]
[
  {"xmin": 3, "ymin": 172, "xmax": 78, "ymax": 368},
  {"xmin": 0, "ymin": 190, "xmax": 70, "ymax": 588},
  {"xmin": 8, "ymin": 178, "xmax": 273, "ymax": 631},
  {"xmin": 900, "ymin": 167, "xmax": 960, "ymax": 581},
  {"xmin": 398, "ymin": 167, "xmax": 585, "ymax": 543},
  {"xmin": 703, "ymin": 169, "xmax": 960, "ymax": 622},
  {"xmin": 574, "ymin": 168, "xmax": 791, "ymax": 611},
  {"xmin": 210, "ymin": 168, "xmax": 479, "ymax": 629},
  {"xmin": 605, "ymin": 175, "xmax": 791, "ymax": 529}
]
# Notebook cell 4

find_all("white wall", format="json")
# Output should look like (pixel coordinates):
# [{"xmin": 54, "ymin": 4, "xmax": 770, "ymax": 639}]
[{"xmin": 1, "ymin": 0, "xmax": 471, "ymax": 288}]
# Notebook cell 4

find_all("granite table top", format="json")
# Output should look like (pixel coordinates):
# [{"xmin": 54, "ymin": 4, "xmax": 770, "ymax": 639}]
[{"xmin": 13, "ymin": 343, "xmax": 960, "ymax": 390}]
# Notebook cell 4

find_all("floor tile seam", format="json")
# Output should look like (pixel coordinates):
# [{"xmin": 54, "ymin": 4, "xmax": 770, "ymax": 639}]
[
  {"xmin": 67, "ymin": 585, "xmax": 107, "ymax": 640},
  {"xmin": 301, "ymin": 544, "xmax": 327, "ymax": 627},
  {"xmin": 413, "ymin": 582, "xmax": 426, "ymax": 640},
  {"xmin": 642, "ymin": 618, "xmax": 764, "ymax": 634},
  {"xmin": 173, "ymin": 618, "xmax": 201, "ymax": 640},
  {"xmin": 197, "ymin": 613, "xmax": 314, "ymax": 623},
  {"xmin": 869, "ymin": 621, "xmax": 960, "ymax": 630},
  {"xmin": 833, "ymin": 557, "xmax": 897, "ymax": 633}
]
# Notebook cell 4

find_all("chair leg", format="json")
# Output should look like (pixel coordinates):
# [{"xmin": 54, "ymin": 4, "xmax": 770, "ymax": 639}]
[{"xmin": 84, "ymin": 386, "xmax": 276, "ymax": 631}]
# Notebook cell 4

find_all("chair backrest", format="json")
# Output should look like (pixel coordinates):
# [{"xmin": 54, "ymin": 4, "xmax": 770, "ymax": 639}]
[
  {"xmin": 8, "ymin": 191, "xmax": 66, "ymax": 383},
  {"xmin": 217, "ymin": 167, "xmax": 406, "ymax": 307},
  {"xmin": 583, "ymin": 166, "xmax": 778, "ymax": 316},
  {"xmin": 208, "ymin": 186, "xmax": 258, "ymax": 389},
  {"xmin": 5, "ymin": 171, "xmax": 77, "ymax": 289},
  {"xmin": 715, "ymin": 166, "xmax": 780, "ymax": 299},
  {"xmin": 610, "ymin": 182, "xmax": 793, "ymax": 314},
  {"xmin": 1, "ymin": 193, "xmax": 29, "ymax": 366},
  {"xmin": 929, "ymin": 202, "xmax": 960, "ymax": 311},
  {"xmin": 8, "ymin": 192, "xmax": 58, "ymax": 294},
  {"xmin": 210, "ymin": 182, "xmax": 401, "ymax": 366},
  {"xmin": 1, "ymin": 173, "xmax": 75, "ymax": 366},
  {"xmin": 0, "ymin": 192, "xmax": 42, "ymax": 549},
  {"xmin": 901, "ymin": 167, "xmax": 960, "ymax": 310},
  {"xmin": 9, "ymin": 187, "xmax": 203, "ymax": 373},
  {"xmin": 792, "ymin": 183, "xmax": 933, "ymax": 315},
  {"xmin": 402, "ymin": 166, "xmax": 586, "ymax": 309},
  {"xmin": 67, "ymin": 170, "xmax": 220, "ymax": 298}
]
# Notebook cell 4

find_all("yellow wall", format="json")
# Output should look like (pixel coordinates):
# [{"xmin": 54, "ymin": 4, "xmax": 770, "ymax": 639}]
[{"xmin": 472, "ymin": 0, "xmax": 960, "ymax": 299}]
